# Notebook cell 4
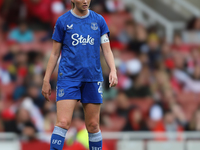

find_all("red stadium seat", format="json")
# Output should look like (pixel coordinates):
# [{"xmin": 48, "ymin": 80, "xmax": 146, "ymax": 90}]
[
  {"xmin": 21, "ymin": 140, "xmax": 50, "ymax": 150},
  {"xmin": 101, "ymin": 115, "xmax": 126, "ymax": 132},
  {"xmin": 129, "ymin": 98, "xmax": 154, "ymax": 116},
  {"xmin": 177, "ymin": 92, "xmax": 200, "ymax": 120},
  {"xmin": 1, "ymin": 82, "xmax": 16, "ymax": 100}
]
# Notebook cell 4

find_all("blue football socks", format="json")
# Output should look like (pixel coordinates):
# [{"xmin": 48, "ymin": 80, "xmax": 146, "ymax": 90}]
[
  {"xmin": 88, "ymin": 130, "xmax": 102, "ymax": 150},
  {"xmin": 50, "ymin": 126, "xmax": 68, "ymax": 150}
]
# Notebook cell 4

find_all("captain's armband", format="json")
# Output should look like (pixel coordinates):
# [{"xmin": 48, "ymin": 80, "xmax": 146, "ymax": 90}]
[{"xmin": 101, "ymin": 34, "xmax": 109, "ymax": 44}]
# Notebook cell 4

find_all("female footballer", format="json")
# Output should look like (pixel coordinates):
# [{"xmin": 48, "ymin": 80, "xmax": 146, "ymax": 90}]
[{"xmin": 41, "ymin": 0, "xmax": 118, "ymax": 149}]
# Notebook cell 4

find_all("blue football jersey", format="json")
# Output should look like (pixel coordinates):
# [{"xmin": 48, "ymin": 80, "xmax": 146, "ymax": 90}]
[{"xmin": 52, "ymin": 10, "xmax": 110, "ymax": 82}]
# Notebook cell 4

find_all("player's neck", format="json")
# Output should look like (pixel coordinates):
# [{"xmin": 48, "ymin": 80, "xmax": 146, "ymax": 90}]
[{"xmin": 72, "ymin": 8, "xmax": 89, "ymax": 17}]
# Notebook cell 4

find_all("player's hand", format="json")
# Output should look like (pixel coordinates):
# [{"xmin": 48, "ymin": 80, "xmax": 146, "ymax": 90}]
[
  {"xmin": 41, "ymin": 80, "xmax": 51, "ymax": 101},
  {"xmin": 109, "ymin": 70, "xmax": 118, "ymax": 88}
]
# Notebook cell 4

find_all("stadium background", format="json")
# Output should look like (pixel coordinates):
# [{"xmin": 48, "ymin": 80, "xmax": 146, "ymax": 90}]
[{"xmin": 1, "ymin": 0, "xmax": 200, "ymax": 150}]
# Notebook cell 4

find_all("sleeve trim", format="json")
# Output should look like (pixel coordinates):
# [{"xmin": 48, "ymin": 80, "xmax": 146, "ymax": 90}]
[
  {"xmin": 52, "ymin": 38, "xmax": 62, "ymax": 43},
  {"xmin": 101, "ymin": 31, "xmax": 110, "ymax": 37}
]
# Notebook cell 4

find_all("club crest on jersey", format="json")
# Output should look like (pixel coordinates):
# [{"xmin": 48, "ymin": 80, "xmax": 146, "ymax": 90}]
[
  {"xmin": 58, "ymin": 89, "xmax": 64, "ymax": 97},
  {"xmin": 91, "ymin": 22, "xmax": 98, "ymax": 30}
]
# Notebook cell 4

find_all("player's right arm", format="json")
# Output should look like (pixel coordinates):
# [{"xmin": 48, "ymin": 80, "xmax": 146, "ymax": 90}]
[{"xmin": 42, "ymin": 40, "xmax": 62, "ymax": 101}]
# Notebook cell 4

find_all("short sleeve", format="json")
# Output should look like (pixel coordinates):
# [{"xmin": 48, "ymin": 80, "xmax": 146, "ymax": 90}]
[
  {"xmin": 99, "ymin": 15, "xmax": 110, "ymax": 37},
  {"xmin": 52, "ymin": 17, "xmax": 64, "ymax": 43}
]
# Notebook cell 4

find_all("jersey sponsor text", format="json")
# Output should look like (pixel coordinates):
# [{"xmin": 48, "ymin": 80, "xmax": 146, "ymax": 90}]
[{"xmin": 71, "ymin": 33, "xmax": 94, "ymax": 46}]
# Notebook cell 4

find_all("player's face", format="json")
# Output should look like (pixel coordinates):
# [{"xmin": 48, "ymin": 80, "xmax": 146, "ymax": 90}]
[{"xmin": 72, "ymin": 0, "xmax": 91, "ymax": 11}]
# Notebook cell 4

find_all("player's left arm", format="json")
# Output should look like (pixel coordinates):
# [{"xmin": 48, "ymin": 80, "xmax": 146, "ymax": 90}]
[{"xmin": 101, "ymin": 34, "xmax": 118, "ymax": 87}]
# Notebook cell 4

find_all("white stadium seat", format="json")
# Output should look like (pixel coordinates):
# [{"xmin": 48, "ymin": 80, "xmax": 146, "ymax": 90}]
[
  {"xmin": 187, "ymin": 140, "xmax": 200, "ymax": 150},
  {"xmin": 117, "ymin": 140, "xmax": 144, "ymax": 150},
  {"xmin": 147, "ymin": 141, "xmax": 184, "ymax": 150},
  {"xmin": 0, "ymin": 140, "xmax": 21, "ymax": 150}
]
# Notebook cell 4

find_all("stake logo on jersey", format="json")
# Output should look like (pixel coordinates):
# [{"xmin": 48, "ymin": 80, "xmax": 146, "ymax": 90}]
[
  {"xmin": 52, "ymin": 10, "xmax": 110, "ymax": 82},
  {"xmin": 71, "ymin": 33, "xmax": 94, "ymax": 46}
]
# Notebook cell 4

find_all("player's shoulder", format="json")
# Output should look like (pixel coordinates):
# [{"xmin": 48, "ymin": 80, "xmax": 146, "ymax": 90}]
[
  {"xmin": 89, "ymin": 10, "xmax": 104, "ymax": 20},
  {"xmin": 57, "ymin": 10, "xmax": 72, "ymax": 22}
]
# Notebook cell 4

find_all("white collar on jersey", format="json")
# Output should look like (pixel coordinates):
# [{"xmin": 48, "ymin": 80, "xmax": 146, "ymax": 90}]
[{"xmin": 70, "ymin": 9, "xmax": 90, "ymax": 19}]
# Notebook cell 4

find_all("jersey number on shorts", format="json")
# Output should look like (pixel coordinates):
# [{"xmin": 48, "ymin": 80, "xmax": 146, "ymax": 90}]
[{"xmin": 97, "ymin": 82, "xmax": 103, "ymax": 93}]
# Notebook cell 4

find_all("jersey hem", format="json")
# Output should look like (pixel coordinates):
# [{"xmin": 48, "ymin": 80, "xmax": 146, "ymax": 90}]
[{"xmin": 57, "ymin": 79, "xmax": 104, "ymax": 82}]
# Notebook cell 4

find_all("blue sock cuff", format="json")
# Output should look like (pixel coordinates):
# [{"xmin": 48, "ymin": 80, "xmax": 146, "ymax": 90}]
[
  {"xmin": 52, "ymin": 126, "xmax": 68, "ymax": 138},
  {"xmin": 88, "ymin": 130, "xmax": 102, "ymax": 142}
]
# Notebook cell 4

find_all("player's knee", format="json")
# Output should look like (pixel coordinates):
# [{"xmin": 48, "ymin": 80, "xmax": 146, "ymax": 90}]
[
  {"xmin": 56, "ymin": 119, "xmax": 71, "ymax": 129},
  {"xmin": 86, "ymin": 121, "xmax": 99, "ymax": 133}
]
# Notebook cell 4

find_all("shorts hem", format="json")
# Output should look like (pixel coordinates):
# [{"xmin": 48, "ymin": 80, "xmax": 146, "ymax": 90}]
[
  {"xmin": 80, "ymin": 100, "xmax": 103, "ymax": 104},
  {"xmin": 56, "ymin": 98, "xmax": 80, "ymax": 101}
]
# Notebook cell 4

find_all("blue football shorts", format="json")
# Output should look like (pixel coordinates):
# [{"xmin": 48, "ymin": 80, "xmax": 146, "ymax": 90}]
[{"xmin": 56, "ymin": 80, "xmax": 103, "ymax": 103}]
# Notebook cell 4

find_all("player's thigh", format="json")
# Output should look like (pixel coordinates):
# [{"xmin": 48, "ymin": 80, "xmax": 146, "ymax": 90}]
[
  {"xmin": 56, "ymin": 100, "xmax": 77, "ymax": 125},
  {"xmin": 82, "ymin": 103, "xmax": 101, "ymax": 127}
]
